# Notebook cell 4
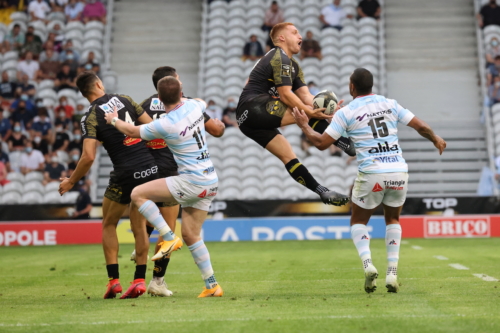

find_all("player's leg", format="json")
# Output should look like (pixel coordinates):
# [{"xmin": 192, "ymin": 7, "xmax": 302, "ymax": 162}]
[
  {"xmin": 181, "ymin": 206, "xmax": 223, "ymax": 297},
  {"xmin": 265, "ymin": 134, "xmax": 348, "ymax": 205},
  {"xmin": 101, "ymin": 197, "xmax": 128, "ymax": 298}
]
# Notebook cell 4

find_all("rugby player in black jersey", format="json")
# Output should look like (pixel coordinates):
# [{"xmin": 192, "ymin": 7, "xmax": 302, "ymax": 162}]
[
  {"xmin": 59, "ymin": 71, "xmax": 158, "ymax": 299},
  {"xmin": 136, "ymin": 66, "xmax": 225, "ymax": 297},
  {"xmin": 236, "ymin": 22, "xmax": 350, "ymax": 206}
]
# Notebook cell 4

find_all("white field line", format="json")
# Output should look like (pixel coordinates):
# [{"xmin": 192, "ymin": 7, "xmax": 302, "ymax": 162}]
[
  {"xmin": 449, "ymin": 264, "xmax": 469, "ymax": 270},
  {"xmin": 473, "ymin": 274, "xmax": 499, "ymax": 282},
  {"xmin": 433, "ymin": 255, "xmax": 448, "ymax": 260},
  {"xmin": 0, "ymin": 314, "xmax": 468, "ymax": 327},
  {"xmin": 411, "ymin": 245, "xmax": 423, "ymax": 250},
  {"xmin": 401, "ymin": 240, "xmax": 409, "ymax": 245}
]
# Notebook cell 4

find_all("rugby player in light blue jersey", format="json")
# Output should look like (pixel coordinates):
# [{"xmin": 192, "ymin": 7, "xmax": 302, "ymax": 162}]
[
  {"xmin": 293, "ymin": 68, "xmax": 446, "ymax": 293},
  {"xmin": 104, "ymin": 76, "xmax": 223, "ymax": 298}
]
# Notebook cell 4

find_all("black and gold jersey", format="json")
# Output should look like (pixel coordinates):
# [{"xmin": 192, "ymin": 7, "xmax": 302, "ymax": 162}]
[
  {"xmin": 239, "ymin": 47, "xmax": 306, "ymax": 103},
  {"xmin": 81, "ymin": 94, "xmax": 155, "ymax": 170}
]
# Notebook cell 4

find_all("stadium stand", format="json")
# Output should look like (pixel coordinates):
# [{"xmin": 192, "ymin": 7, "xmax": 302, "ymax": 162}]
[{"xmin": 0, "ymin": 0, "xmax": 116, "ymax": 204}]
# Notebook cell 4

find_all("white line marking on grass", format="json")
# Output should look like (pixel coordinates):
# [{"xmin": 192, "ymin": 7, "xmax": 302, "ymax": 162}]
[
  {"xmin": 449, "ymin": 264, "xmax": 469, "ymax": 270},
  {"xmin": 433, "ymin": 255, "xmax": 448, "ymax": 260},
  {"xmin": 401, "ymin": 240, "xmax": 409, "ymax": 245},
  {"xmin": 411, "ymin": 245, "xmax": 423, "ymax": 250},
  {"xmin": 473, "ymin": 274, "xmax": 499, "ymax": 282}
]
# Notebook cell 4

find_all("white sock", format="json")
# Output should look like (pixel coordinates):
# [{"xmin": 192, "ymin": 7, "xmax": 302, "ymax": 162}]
[
  {"xmin": 351, "ymin": 224, "xmax": 373, "ymax": 270},
  {"xmin": 386, "ymin": 224, "xmax": 402, "ymax": 275}
]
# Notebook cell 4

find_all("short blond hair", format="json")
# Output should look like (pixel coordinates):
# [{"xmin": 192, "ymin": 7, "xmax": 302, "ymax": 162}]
[{"xmin": 269, "ymin": 22, "xmax": 295, "ymax": 44}]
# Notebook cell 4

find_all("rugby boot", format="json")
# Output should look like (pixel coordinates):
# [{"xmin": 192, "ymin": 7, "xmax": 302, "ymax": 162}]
[
  {"xmin": 147, "ymin": 278, "xmax": 173, "ymax": 297},
  {"xmin": 364, "ymin": 264, "xmax": 379, "ymax": 293},
  {"xmin": 103, "ymin": 279, "xmax": 122, "ymax": 299},
  {"xmin": 334, "ymin": 136, "xmax": 356, "ymax": 156},
  {"xmin": 197, "ymin": 284, "xmax": 224, "ymax": 298},
  {"xmin": 386, "ymin": 266, "xmax": 399, "ymax": 293},
  {"xmin": 151, "ymin": 236, "xmax": 182, "ymax": 261},
  {"xmin": 320, "ymin": 191, "xmax": 350, "ymax": 206},
  {"xmin": 120, "ymin": 279, "xmax": 146, "ymax": 299}
]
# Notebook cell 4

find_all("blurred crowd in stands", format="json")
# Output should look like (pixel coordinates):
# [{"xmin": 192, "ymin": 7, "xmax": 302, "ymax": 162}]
[{"xmin": 0, "ymin": 0, "xmax": 106, "ymax": 191}]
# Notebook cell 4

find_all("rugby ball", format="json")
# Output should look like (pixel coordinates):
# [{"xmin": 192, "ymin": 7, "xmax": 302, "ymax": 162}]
[{"xmin": 313, "ymin": 90, "xmax": 338, "ymax": 115}]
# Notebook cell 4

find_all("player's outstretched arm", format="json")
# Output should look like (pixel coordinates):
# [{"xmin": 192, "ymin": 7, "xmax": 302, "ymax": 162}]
[
  {"xmin": 59, "ymin": 138, "xmax": 97, "ymax": 195},
  {"xmin": 407, "ymin": 117, "xmax": 446, "ymax": 155},
  {"xmin": 104, "ymin": 106, "xmax": 141, "ymax": 138},
  {"xmin": 205, "ymin": 118, "xmax": 225, "ymax": 137},
  {"xmin": 293, "ymin": 107, "xmax": 335, "ymax": 150}
]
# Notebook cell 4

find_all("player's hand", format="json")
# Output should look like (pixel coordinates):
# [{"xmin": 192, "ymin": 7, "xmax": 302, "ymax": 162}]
[
  {"xmin": 433, "ymin": 135, "xmax": 446, "ymax": 155},
  {"xmin": 335, "ymin": 99, "xmax": 345, "ymax": 112},
  {"xmin": 292, "ymin": 107, "xmax": 310, "ymax": 128},
  {"xmin": 104, "ymin": 106, "xmax": 119, "ymax": 125},
  {"xmin": 59, "ymin": 177, "xmax": 75, "ymax": 195},
  {"xmin": 306, "ymin": 107, "xmax": 333, "ymax": 120}
]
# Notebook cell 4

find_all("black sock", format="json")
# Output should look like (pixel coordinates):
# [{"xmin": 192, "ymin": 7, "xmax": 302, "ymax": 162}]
[
  {"xmin": 106, "ymin": 264, "xmax": 119, "ymax": 280},
  {"xmin": 146, "ymin": 225, "xmax": 154, "ymax": 237},
  {"xmin": 134, "ymin": 264, "xmax": 147, "ymax": 280},
  {"xmin": 285, "ymin": 158, "xmax": 329, "ymax": 194},
  {"xmin": 152, "ymin": 257, "xmax": 170, "ymax": 278},
  {"xmin": 308, "ymin": 118, "xmax": 329, "ymax": 133}
]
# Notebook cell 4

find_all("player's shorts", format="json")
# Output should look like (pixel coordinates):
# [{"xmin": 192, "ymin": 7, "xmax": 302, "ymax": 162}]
[
  {"xmin": 351, "ymin": 172, "xmax": 409, "ymax": 210},
  {"xmin": 166, "ymin": 176, "xmax": 218, "ymax": 211},
  {"xmin": 236, "ymin": 94, "xmax": 288, "ymax": 148},
  {"xmin": 150, "ymin": 149, "xmax": 180, "ymax": 207},
  {"xmin": 105, "ymin": 163, "xmax": 159, "ymax": 205}
]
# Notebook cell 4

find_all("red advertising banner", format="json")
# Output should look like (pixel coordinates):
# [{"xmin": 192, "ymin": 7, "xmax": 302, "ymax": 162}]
[{"xmin": 0, "ymin": 220, "xmax": 102, "ymax": 246}]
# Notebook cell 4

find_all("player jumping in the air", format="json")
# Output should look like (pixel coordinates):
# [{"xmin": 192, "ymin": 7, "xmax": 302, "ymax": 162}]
[
  {"xmin": 59, "ymin": 71, "xmax": 159, "ymax": 299},
  {"xmin": 236, "ymin": 22, "xmax": 351, "ymax": 206},
  {"xmin": 293, "ymin": 68, "xmax": 446, "ymax": 293},
  {"xmin": 104, "ymin": 76, "xmax": 223, "ymax": 298},
  {"xmin": 136, "ymin": 66, "xmax": 225, "ymax": 297}
]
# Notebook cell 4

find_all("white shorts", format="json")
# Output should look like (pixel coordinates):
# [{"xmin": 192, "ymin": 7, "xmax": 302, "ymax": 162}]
[
  {"xmin": 351, "ymin": 172, "xmax": 409, "ymax": 210},
  {"xmin": 166, "ymin": 176, "xmax": 218, "ymax": 211}
]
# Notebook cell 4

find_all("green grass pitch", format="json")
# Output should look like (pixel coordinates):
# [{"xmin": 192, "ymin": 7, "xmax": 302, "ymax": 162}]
[{"xmin": 1, "ymin": 238, "xmax": 499, "ymax": 332}]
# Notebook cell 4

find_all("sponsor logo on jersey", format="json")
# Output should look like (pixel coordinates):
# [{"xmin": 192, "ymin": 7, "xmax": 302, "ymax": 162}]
[
  {"xmin": 372, "ymin": 183, "xmax": 383, "ymax": 192},
  {"xmin": 99, "ymin": 97, "xmax": 125, "ymax": 113},
  {"xmin": 133, "ymin": 165, "xmax": 158, "ymax": 179},
  {"xmin": 424, "ymin": 216, "xmax": 490, "ymax": 238},
  {"xmin": 281, "ymin": 64, "xmax": 290, "ymax": 77},
  {"xmin": 150, "ymin": 98, "xmax": 164, "ymax": 111},
  {"xmin": 203, "ymin": 166, "xmax": 215, "ymax": 175},
  {"xmin": 180, "ymin": 114, "xmax": 204, "ymax": 136},
  {"xmin": 80, "ymin": 115, "xmax": 87, "ymax": 135},
  {"xmin": 123, "ymin": 136, "xmax": 142, "ymax": 146},
  {"xmin": 374, "ymin": 156, "xmax": 400, "ymax": 163},
  {"xmin": 356, "ymin": 110, "xmax": 392, "ymax": 121},
  {"xmin": 198, "ymin": 189, "xmax": 207, "ymax": 198},
  {"xmin": 146, "ymin": 138, "xmax": 167, "ymax": 149},
  {"xmin": 237, "ymin": 110, "xmax": 248, "ymax": 126},
  {"xmin": 197, "ymin": 150, "xmax": 210, "ymax": 161},
  {"xmin": 368, "ymin": 142, "xmax": 399, "ymax": 154}
]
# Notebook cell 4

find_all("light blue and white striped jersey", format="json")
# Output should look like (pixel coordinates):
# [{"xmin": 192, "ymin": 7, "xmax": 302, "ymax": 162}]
[
  {"xmin": 325, "ymin": 94, "xmax": 415, "ymax": 174},
  {"xmin": 139, "ymin": 99, "xmax": 218, "ymax": 186}
]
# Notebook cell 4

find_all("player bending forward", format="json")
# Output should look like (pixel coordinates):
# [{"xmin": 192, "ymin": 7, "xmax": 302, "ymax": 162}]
[
  {"xmin": 236, "ymin": 22, "xmax": 352, "ymax": 206},
  {"xmin": 104, "ymin": 76, "xmax": 223, "ymax": 297},
  {"xmin": 293, "ymin": 68, "xmax": 446, "ymax": 293}
]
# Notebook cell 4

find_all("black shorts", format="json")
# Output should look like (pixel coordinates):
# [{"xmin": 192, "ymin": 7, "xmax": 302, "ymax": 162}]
[
  {"xmin": 236, "ymin": 94, "xmax": 287, "ymax": 147},
  {"xmin": 104, "ymin": 163, "xmax": 159, "ymax": 205}
]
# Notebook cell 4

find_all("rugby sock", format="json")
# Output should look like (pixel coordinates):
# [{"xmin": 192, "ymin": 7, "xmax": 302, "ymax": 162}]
[
  {"xmin": 351, "ymin": 224, "xmax": 373, "ymax": 270},
  {"xmin": 106, "ymin": 264, "xmax": 119, "ymax": 281},
  {"xmin": 285, "ymin": 158, "xmax": 329, "ymax": 194},
  {"xmin": 134, "ymin": 264, "xmax": 147, "ymax": 280},
  {"xmin": 309, "ymin": 118, "xmax": 329, "ymax": 133},
  {"xmin": 386, "ymin": 224, "xmax": 402, "ymax": 275},
  {"xmin": 188, "ymin": 240, "xmax": 218, "ymax": 289},
  {"xmin": 146, "ymin": 225, "xmax": 154, "ymax": 237},
  {"xmin": 138, "ymin": 200, "xmax": 175, "ymax": 241},
  {"xmin": 152, "ymin": 257, "xmax": 170, "ymax": 278}
]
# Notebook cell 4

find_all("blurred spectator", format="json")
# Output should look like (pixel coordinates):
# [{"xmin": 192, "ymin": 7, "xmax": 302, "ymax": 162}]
[
  {"xmin": 65, "ymin": 0, "xmax": 85, "ymax": 21},
  {"xmin": 262, "ymin": 1, "xmax": 283, "ymax": 32},
  {"xmin": 0, "ymin": 132, "xmax": 8, "ymax": 152},
  {"xmin": 300, "ymin": 31, "xmax": 322, "ymax": 60},
  {"xmin": 51, "ymin": 23, "xmax": 66, "ymax": 49},
  {"xmin": 205, "ymin": 100, "xmax": 223, "ymax": 120},
  {"xmin": 357, "ymin": 0, "xmax": 381, "ymax": 20},
  {"xmin": 32, "ymin": 108, "xmax": 53, "ymax": 141},
  {"xmin": 72, "ymin": 101, "xmax": 86, "ymax": 125},
  {"xmin": 320, "ymin": 0, "xmax": 352, "ymax": 30},
  {"xmin": 17, "ymin": 51, "xmax": 39, "ymax": 80},
  {"xmin": 489, "ymin": 76, "xmax": 500, "ymax": 106},
  {"xmin": 55, "ymin": 107, "xmax": 71, "ymax": 129},
  {"xmin": 82, "ymin": 0, "xmax": 107, "ymax": 24},
  {"xmin": 73, "ymin": 183, "xmax": 92, "ymax": 219},
  {"xmin": 222, "ymin": 98, "xmax": 238, "ymax": 127},
  {"xmin": 487, "ymin": 55, "xmax": 500, "ymax": 86},
  {"xmin": 486, "ymin": 37, "xmax": 500, "ymax": 66},
  {"xmin": 37, "ymin": 48, "xmax": 61, "ymax": 81},
  {"xmin": 55, "ymin": 63, "xmax": 77, "ymax": 91},
  {"xmin": 4, "ymin": 23, "xmax": 24, "ymax": 51},
  {"xmin": 68, "ymin": 128, "xmax": 82, "ymax": 151},
  {"xmin": 17, "ymin": 73, "xmax": 37, "ymax": 98},
  {"xmin": 32, "ymin": 132, "xmax": 49, "ymax": 155},
  {"xmin": 53, "ymin": 122, "xmax": 69, "ymax": 151},
  {"xmin": 43, "ymin": 152, "xmax": 66, "ymax": 185},
  {"xmin": 478, "ymin": 0, "xmax": 500, "ymax": 29},
  {"xmin": 40, "ymin": 43, "xmax": 60, "ymax": 62},
  {"xmin": 0, "ymin": 146, "xmax": 10, "ymax": 172},
  {"xmin": 0, "ymin": 160, "xmax": 8, "ymax": 185},
  {"xmin": 67, "ymin": 148, "xmax": 87, "ymax": 189},
  {"xmin": 50, "ymin": 0, "xmax": 68, "ymax": 12},
  {"xmin": 28, "ymin": 0, "xmax": 51, "ymax": 22},
  {"xmin": 27, "ymin": 25, "xmax": 43, "ymax": 44},
  {"xmin": 9, "ymin": 122, "xmax": 25, "ymax": 149},
  {"xmin": 0, "ymin": 110, "xmax": 11, "ymax": 140},
  {"xmin": 45, "ymin": 33, "xmax": 62, "ymax": 53},
  {"xmin": 242, "ymin": 35, "xmax": 264, "ymax": 61},
  {"xmin": 0, "ymin": 71, "xmax": 17, "ymax": 100},
  {"xmin": 55, "ymin": 96, "xmax": 74, "ymax": 119},
  {"xmin": 307, "ymin": 81, "xmax": 320, "ymax": 95},
  {"xmin": 59, "ymin": 40, "xmax": 80, "ymax": 63},
  {"xmin": 20, "ymin": 140, "xmax": 45, "ymax": 174},
  {"xmin": 10, "ymin": 99, "xmax": 35, "ymax": 128}
]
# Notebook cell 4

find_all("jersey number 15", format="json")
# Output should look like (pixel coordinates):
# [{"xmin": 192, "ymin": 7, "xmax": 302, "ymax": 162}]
[{"xmin": 368, "ymin": 117, "xmax": 389, "ymax": 138}]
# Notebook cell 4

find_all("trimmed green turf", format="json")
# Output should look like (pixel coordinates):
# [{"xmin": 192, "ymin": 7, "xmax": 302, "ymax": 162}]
[{"xmin": 1, "ymin": 239, "xmax": 499, "ymax": 332}]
